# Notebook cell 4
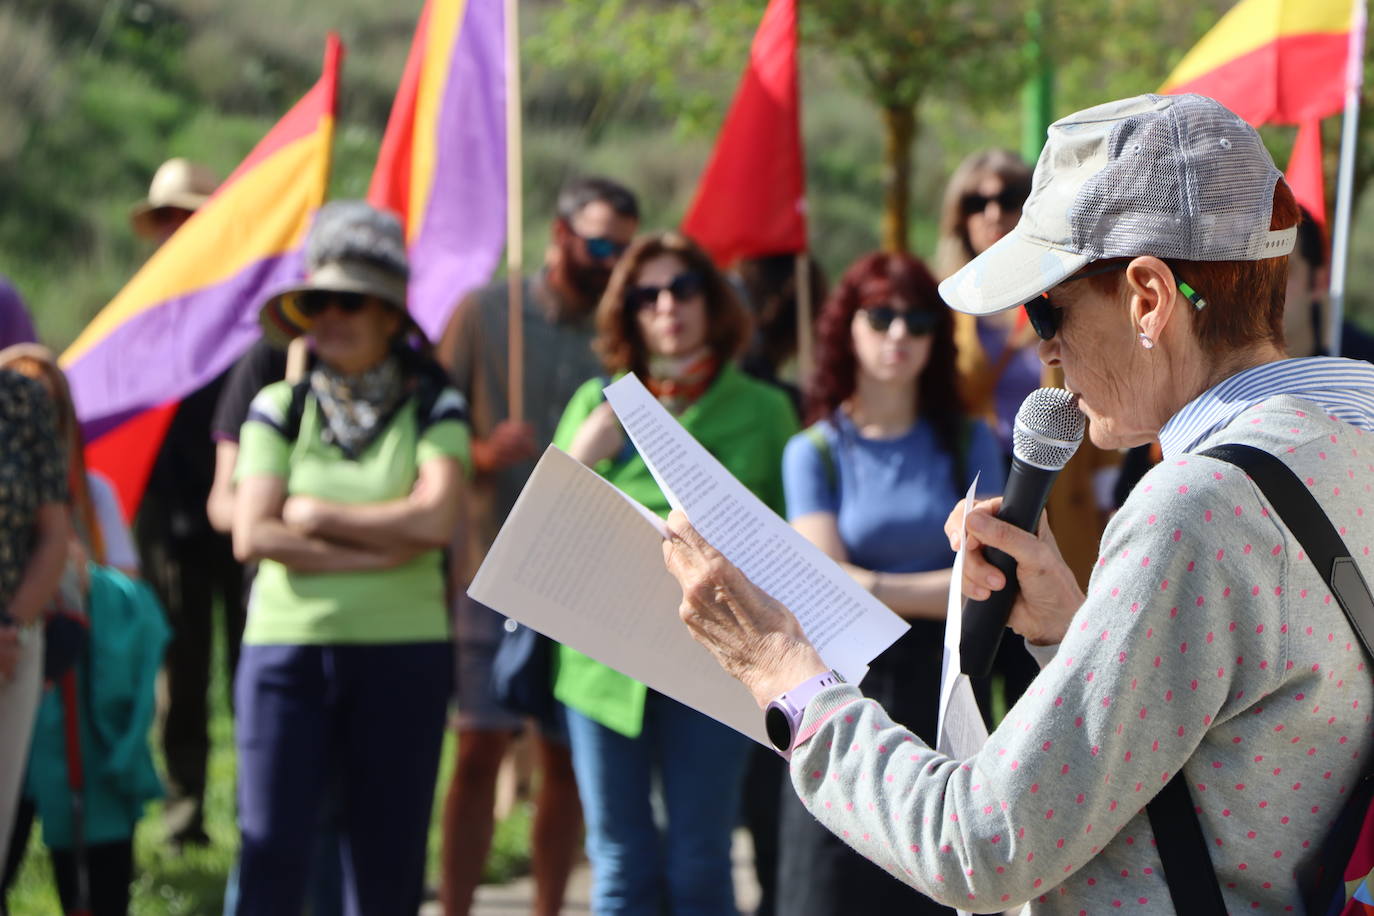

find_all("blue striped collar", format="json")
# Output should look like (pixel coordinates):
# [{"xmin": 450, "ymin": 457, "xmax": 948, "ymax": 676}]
[{"xmin": 1157, "ymin": 356, "xmax": 1374, "ymax": 458}]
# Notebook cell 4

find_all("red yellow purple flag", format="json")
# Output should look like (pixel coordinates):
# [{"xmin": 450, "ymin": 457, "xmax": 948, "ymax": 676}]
[
  {"xmin": 1160, "ymin": 0, "xmax": 1356, "ymax": 125},
  {"xmin": 61, "ymin": 34, "xmax": 343, "ymax": 519},
  {"xmin": 368, "ymin": 0, "xmax": 506, "ymax": 339},
  {"xmin": 681, "ymin": 0, "xmax": 806, "ymax": 267}
]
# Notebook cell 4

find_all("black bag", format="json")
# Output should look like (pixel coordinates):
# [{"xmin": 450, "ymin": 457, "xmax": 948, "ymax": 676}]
[{"xmin": 489, "ymin": 618, "xmax": 555, "ymax": 723}]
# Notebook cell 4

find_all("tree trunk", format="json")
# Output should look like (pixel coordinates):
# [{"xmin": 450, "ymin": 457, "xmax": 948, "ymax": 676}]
[{"xmin": 881, "ymin": 103, "xmax": 917, "ymax": 253}]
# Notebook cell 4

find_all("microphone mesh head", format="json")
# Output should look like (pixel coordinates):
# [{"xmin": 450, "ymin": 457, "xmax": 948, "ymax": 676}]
[{"xmin": 1012, "ymin": 388, "xmax": 1086, "ymax": 470}]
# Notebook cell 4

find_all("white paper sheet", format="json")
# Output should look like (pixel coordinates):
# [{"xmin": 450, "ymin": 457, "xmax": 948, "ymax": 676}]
[
  {"xmin": 603, "ymin": 375, "xmax": 909, "ymax": 683},
  {"xmin": 469, "ymin": 447, "xmax": 771, "ymax": 743},
  {"xmin": 936, "ymin": 477, "xmax": 990, "ymax": 760}
]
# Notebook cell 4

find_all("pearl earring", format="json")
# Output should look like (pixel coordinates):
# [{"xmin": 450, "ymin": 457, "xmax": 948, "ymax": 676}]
[{"xmin": 1138, "ymin": 332, "xmax": 1155, "ymax": 350}]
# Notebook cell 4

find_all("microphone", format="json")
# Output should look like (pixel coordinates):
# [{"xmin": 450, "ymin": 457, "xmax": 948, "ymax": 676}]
[{"xmin": 960, "ymin": 387, "xmax": 1086, "ymax": 679}]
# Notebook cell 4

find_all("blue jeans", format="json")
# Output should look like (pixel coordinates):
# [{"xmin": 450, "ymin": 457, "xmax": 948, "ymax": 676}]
[{"xmin": 565, "ymin": 691, "xmax": 751, "ymax": 916}]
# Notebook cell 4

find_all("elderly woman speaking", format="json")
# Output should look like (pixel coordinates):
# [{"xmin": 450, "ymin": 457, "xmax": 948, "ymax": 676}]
[{"xmin": 660, "ymin": 93, "xmax": 1374, "ymax": 914}]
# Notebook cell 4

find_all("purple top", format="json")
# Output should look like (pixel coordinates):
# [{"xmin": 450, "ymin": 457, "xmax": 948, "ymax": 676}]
[
  {"xmin": 976, "ymin": 318, "xmax": 1041, "ymax": 455},
  {"xmin": 0, "ymin": 277, "xmax": 39, "ymax": 348}
]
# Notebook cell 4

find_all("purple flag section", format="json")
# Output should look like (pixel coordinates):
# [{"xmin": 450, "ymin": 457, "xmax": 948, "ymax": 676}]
[
  {"xmin": 407, "ymin": 0, "xmax": 508, "ymax": 339},
  {"xmin": 66, "ymin": 251, "xmax": 301, "ymax": 435}
]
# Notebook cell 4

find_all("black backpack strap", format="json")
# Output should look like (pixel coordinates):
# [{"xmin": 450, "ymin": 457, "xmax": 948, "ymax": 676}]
[
  {"xmin": 1144, "ymin": 442, "xmax": 1374, "ymax": 915},
  {"xmin": 1146, "ymin": 774, "xmax": 1227, "ymax": 916},
  {"xmin": 282, "ymin": 376, "xmax": 313, "ymax": 443},
  {"xmin": 1200, "ymin": 443, "xmax": 1374, "ymax": 657}
]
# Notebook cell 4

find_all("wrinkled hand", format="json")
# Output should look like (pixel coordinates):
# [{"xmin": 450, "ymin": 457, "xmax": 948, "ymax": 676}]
[
  {"xmin": 662, "ymin": 510, "xmax": 828, "ymax": 708},
  {"xmin": 944, "ymin": 497, "xmax": 1085, "ymax": 647},
  {"xmin": 567, "ymin": 403, "xmax": 625, "ymax": 469},
  {"xmin": 0, "ymin": 625, "xmax": 18, "ymax": 682},
  {"xmin": 282, "ymin": 495, "xmax": 326, "ymax": 537},
  {"xmin": 471, "ymin": 420, "xmax": 537, "ymax": 473}
]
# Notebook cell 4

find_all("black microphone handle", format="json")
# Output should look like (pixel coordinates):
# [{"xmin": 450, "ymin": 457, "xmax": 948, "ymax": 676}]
[{"xmin": 959, "ymin": 458, "xmax": 1060, "ymax": 678}]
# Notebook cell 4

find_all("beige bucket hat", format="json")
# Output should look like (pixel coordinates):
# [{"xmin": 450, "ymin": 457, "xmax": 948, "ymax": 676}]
[{"xmin": 130, "ymin": 158, "xmax": 219, "ymax": 239}]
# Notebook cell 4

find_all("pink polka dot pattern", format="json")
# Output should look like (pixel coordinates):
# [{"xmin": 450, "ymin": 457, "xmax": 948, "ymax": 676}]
[{"xmin": 787, "ymin": 399, "xmax": 1374, "ymax": 914}]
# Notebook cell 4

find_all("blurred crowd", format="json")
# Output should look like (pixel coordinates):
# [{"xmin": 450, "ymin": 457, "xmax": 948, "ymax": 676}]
[{"xmin": 0, "ymin": 146, "xmax": 1365, "ymax": 916}]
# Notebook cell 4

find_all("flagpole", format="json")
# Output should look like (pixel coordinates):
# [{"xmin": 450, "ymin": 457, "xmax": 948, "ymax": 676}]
[
  {"xmin": 504, "ymin": 0, "xmax": 524, "ymax": 423},
  {"xmin": 794, "ymin": 252, "xmax": 813, "ymax": 383},
  {"xmin": 1327, "ymin": 0, "xmax": 1367, "ymax": 357}
]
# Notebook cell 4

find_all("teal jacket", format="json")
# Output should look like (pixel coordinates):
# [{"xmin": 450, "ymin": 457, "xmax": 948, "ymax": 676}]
[{"xmin": 27, "ymin": 566, "xmax": 168, "ymax": 849}]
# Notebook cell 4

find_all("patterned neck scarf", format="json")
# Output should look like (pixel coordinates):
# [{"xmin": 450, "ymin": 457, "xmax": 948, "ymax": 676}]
[
  {"xmin": 310, "ymin": 353, "xmax": 405, "ymax": 458},
  {"xmin": 646, "ymin": 350, "xmax": 718, "ymax": 416}
]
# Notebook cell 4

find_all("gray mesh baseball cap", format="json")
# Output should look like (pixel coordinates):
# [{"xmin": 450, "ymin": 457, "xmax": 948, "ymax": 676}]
[{"xmin": 939, "ymin": 93, "xmax": 1297, "ymax": 316}]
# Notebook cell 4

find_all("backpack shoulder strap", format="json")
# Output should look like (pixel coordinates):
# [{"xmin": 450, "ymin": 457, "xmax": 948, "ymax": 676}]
[
  {"xmin": 1146, "ymin": 442, "xmax": 1374, "ymax": 916},
  {"xmin": 802, "ymin": 421, "xmax": 837, "ymax": 496},
  {"xmin": 1200, "ymin": 443, "xmax": 1374, "ymax": 656},
  {"xmin": 281, "ymin": 377, "xmax": 313, "ymax": 444}
]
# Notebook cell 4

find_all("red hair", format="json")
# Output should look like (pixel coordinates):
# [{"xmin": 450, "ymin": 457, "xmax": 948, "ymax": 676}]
[{"xmin": 806, "ymin": 253, "xmax": 965, "ymax": 479}]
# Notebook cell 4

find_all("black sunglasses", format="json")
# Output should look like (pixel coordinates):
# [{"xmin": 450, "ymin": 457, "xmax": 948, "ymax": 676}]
[
  {"xmin": 860, "ymin": 305, "xmax": 940, "ymax": 337},
  {"xmin": 583, "ymin": 236, "xmax": 628, "ymax": 260},
  {"xmin": 627, "ymin": 272, "xmax": 704, "ymax": 311},
  {"xmin": 962, "ymin": 187, "xmax": 1024, "ymax": 216},
  {"xmin": 1023, "ymin": 263, "xmax": 1208, "ymax": 342},
  {"xmin": 297, "ymin": 290, "xmax": 371, "ymax": 318}
]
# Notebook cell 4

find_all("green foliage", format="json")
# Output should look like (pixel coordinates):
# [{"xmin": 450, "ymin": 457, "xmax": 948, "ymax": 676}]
[{"xmin": 3, "ymin": 0, "xmax": 1374, "ymax": 348}]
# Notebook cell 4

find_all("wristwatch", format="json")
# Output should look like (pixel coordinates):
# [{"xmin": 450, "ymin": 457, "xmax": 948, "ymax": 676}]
[{"xmin": 765, "ymin": 669, "xmax": 846, "ymax": 756}]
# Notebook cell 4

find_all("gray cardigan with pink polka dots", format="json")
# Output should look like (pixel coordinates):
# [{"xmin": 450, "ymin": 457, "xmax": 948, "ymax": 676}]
[{"xmin": 790, "ymin": 395, "xmax": 1374, "ymax": 914}]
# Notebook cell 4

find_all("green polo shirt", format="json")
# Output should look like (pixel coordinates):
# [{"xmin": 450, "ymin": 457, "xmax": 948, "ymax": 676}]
[
  {"xmin": 551, "ymin": 364, "xmax": 797, "ymax": 737},
  {"xmin": 236, "ymin": 379, "xmax": 471, "ymax": 645}
]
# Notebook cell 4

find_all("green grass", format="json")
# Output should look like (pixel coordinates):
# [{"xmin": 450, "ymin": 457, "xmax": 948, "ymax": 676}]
[{"xmin": 5, "ymin": 607, "xmax": 534, "ymax": 914}]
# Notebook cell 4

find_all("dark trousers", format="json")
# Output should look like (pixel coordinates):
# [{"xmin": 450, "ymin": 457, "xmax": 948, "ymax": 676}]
[
  {"xmin": 0, "ymin": 801, "xmax": 131, "ymax": 916},
  {"xmin": 234, "ymin": 642, "xmax": 451, "ymax": 916},
  {"xmin": 136, "ymin": 522, "xmax": 244, "ymax": 842}
]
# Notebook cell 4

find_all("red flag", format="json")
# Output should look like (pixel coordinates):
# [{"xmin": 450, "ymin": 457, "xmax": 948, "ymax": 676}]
[
  {"xmin": 1287, "ymin": 118, "xmax": 1327, "ymax": 228},
  {"xmin": 367, "ymin": 1, "xmax": 431, "ymax": 225},
  {"xmin": 682, "ymin": 0, "xmax": 805, "ymax": 267}
]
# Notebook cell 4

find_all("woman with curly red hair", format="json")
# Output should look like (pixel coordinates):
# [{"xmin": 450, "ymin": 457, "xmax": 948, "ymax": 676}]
[{"xmin": 775, "ymin": 251, "xmax": 1005, "ymax": 916}]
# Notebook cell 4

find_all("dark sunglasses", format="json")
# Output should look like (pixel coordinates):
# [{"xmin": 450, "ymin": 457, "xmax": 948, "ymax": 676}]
[
  {"xmin": 627, "ymin": 272, "xmax": 704, "ymax": 311},
  {"xmin": 297, "ymin": 290, "xmax": 371, "ymax": 318},
  {"xmin": 1023, "ymin": 263, "xmax": 1208, "ymax": 342},
  {"xmin": 582, "ymin": 235, "xmax": 628, "ymax": 260},
  {"xmin": 962, "ymin": 187, "xmax": 1024, "ymax": 216},
  {"xmin": 860, "ymin": 305, "xmax": 939, "ymax": 336}
]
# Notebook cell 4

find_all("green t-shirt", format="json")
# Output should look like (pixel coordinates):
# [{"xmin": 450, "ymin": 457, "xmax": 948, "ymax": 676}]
[
  {"xmin": 551, "ymin": 364, "xmax": 798, "ymax": 737},
  {"xmin": 236, "ymin": 379, "xmax": 471, "ymax": 645}
]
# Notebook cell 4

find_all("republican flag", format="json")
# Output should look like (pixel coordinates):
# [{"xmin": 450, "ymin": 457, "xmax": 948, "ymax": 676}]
[
  {"xmin": 682, "ymin": 0, "xmax": 806, "ymax": 268},
  {"xmin": 368, "ymin": 0, "xmax": 506, "ymax": 339},
  {"xmin": 61, "ymin": 35, "xmax": 343, "ymax": 520},
  {"xmin": 1160, "ymin": 0, "xmax": 1356, "ymax": 124},
  {"xmin": 1161, "ymin": 0, "xmax": 1361, "ymax": 225}
]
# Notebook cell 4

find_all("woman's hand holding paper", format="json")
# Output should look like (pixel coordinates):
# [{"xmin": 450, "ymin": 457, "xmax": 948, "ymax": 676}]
[{"xmin": 661, "ymin": 509, "xmax": 828, "ymax": 708}]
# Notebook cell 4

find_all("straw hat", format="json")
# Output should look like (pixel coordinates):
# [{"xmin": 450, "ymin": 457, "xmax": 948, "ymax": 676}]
[
  {"xmin": 129, "ymin": 158, "xmax": 219, "ymax": 239},
  {"xmin": 259, "ymin": 201, "xmax": 413, "ymax": 346}
]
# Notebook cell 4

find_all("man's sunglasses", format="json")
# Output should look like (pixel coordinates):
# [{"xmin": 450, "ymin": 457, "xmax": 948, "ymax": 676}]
[
  {"xmin": 962, "ymin": 187, "xmax": 1024, "ymax": 216},
  {"xmin": 296, "ymin": 290, "xmax": 371, "ymax": 318},
  {"xmin": 860, "ymin": 305, "xmax": 940, "ymax": 337},
  {"xmin": 627, "ymin": 272, "xmax": 704, "ymax": 311},
  {"xmin": 1023, "ymin": 263, "xmax": 1208, "ymax": 342},
  {"xmin": 582, "ymin": 235, "xmax": 629, "ymax": 260}
]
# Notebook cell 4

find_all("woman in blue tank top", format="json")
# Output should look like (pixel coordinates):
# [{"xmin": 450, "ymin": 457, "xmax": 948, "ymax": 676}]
[{"xmin": 777, "ymin": 252, "xmax": 1005, "ymax": 916}]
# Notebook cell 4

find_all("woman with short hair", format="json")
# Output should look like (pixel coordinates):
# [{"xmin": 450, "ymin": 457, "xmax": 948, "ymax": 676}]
[
  {"xmin": 232, "ymin": 201, "xmax": 470, "ymax": 915},
  {"xmin": 659, "ymin": 94, "xmax": 1374, "ymax": 913},
  {"xmin": 554, "ymin": 231, "xmax": 797, "ymax": 915}
]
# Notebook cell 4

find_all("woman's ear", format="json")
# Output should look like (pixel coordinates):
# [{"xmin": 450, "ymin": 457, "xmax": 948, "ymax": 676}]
[{"xmin": 1125, "ymin": 256, "xmax": 1181, "ymax": 344}]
